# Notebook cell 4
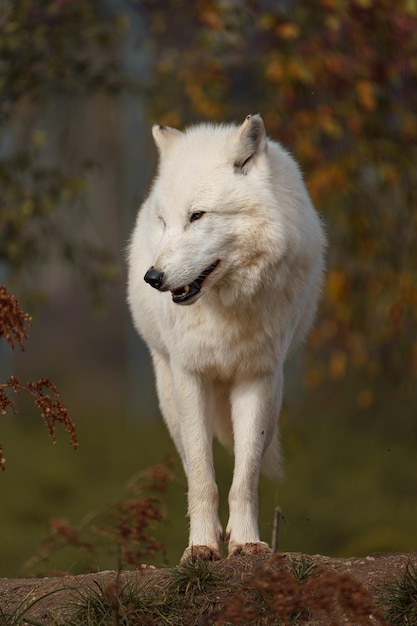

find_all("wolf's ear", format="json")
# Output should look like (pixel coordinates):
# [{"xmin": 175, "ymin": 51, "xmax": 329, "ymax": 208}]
[
  {"xmin": 234, "ymin": 114, "xmax": 267, "ymax": 174},
  {"xmin": 152, "ymin": 124, "xmax": 183, "ymax": 154}
]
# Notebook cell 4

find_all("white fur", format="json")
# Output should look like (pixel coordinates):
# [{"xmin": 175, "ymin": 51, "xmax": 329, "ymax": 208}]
[{"xmin": 127, "ymin": 114, "xmax": 326, "ymax": 560}]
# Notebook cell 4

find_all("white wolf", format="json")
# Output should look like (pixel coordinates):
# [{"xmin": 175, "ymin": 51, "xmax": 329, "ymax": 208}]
[{"xmin": 127, "ymin": 114, "xmax": 325, "ymax": 562}]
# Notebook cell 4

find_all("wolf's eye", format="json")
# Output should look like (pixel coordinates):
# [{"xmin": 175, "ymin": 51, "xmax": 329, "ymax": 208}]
[{"xmin": 189, "ymin": 211, "xmax": 205, "ymax": 223}]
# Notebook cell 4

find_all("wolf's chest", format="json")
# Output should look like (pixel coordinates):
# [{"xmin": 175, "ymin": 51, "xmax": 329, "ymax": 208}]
[{"xmin": 162, "ymin": 304, "xmax": 281, "ymax": 380}]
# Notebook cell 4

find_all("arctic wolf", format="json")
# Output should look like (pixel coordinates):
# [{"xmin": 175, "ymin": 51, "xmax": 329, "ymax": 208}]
[{"xmin": 127, "ymin": 114, "xmax": 325, "ymax": 562}]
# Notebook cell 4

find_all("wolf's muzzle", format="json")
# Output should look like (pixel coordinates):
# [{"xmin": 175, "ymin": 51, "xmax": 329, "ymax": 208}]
[{"xmin": 170, "ymin": 260, "xmax": 220, "ymax": 305}]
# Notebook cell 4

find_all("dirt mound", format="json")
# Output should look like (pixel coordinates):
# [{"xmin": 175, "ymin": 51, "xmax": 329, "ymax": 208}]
[{"xmin": 0, "ymin": 551, "xmax": 416, "ymax": 624}]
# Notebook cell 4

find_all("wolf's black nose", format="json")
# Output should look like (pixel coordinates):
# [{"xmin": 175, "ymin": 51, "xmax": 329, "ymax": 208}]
[{"xmin": 144, "ymin": 267, "xmax": 165, "ymax": 290}]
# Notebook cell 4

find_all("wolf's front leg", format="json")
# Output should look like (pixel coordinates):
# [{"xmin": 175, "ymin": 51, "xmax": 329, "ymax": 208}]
[
  {"xmin": 172, "ymin": 368, "xmax": 223, "ymax": 563},
  {"xmin": 226, "ymin": 371, "xmax": 283, "ymax": 557}
]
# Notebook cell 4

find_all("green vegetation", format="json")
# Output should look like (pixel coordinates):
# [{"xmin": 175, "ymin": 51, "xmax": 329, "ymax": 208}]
[
  {"xmin": 63, "ymin": 578, "xmax": 178, "ymax": 626},
  {"xmin": 1, "ymin": 400, "xmax": 417, "ymax": 578},
  {"xmin": 0, "ymin": 0, "xmax": 125, "ymax": 294},
  {"xmin": 168, "ymin": 557, "xmax": 224, "ymax": 597},
  {"xmin": 288, "ymin": 555, "xmax": 317, "ymax": 584},
  {"xmin": 379, "ymin": 560, "xmax": 417, "ymax": 625},
  {"xmin": 0, "ymin": 414, "xmax": 181, "ymax": 576}
]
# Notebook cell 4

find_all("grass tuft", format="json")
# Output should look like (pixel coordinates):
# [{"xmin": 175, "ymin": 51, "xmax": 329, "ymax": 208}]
[
  {"xmin": 378, "ymin": 559, "xmax": 417, "ymax": 626},
  {"xmin": 64, "ymin": 578, "xmax": 163, "ymax": 626},
  {"xmin": 288, "ymin": 554, "xmax": 317, "ymax": 583},
  {"xmin": 168, "ymin": 557, "xmax": 222, "ymax": 596}
]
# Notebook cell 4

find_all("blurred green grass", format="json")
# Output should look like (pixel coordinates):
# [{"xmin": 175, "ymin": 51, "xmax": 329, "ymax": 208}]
[{"xmin": 1, "ymin": 406, "xmax": 416, "ymax": 577}]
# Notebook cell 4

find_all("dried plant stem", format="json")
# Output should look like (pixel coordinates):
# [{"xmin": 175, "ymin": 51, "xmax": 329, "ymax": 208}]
[{"xmin": 271, "ymin": 506, "xmax": 282, "ymax": 553}]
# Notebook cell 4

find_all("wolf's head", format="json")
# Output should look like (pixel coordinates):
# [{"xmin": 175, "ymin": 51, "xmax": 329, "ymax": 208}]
[{"xmin": 142, "ymin": 114, "xmax": 287, "ymax": 306}]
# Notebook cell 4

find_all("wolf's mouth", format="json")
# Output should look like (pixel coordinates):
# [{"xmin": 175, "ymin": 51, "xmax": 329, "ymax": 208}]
[{"xmin": 171, "ymin": 260, "xmax": 220, "ymax": 305}]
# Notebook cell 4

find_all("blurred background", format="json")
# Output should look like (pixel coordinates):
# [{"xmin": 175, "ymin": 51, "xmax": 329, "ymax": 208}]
[{"xmin": 1, "ymin": 0, "xmax": 417, "ymax": 576}]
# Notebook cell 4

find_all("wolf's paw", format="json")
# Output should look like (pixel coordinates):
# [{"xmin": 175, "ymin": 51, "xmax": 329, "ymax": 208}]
[
  {"xmin": 180, "ymin": 545, "xmax": 222, "ymax": 564},
  {"xmin": 228, "ymin": 541, "xmax": 271, "ymax": 558}
]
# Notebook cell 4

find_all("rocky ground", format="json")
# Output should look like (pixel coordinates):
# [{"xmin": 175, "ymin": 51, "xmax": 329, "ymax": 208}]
[{"xmin": 0, "ymin": 551, "xmax": 416, "ymax": 624}]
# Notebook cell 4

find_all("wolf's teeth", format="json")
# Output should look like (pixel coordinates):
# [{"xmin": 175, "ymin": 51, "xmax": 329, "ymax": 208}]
[{"xmin": 183, "ymin": 285, "xmax": 190, "ymax": 293}]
